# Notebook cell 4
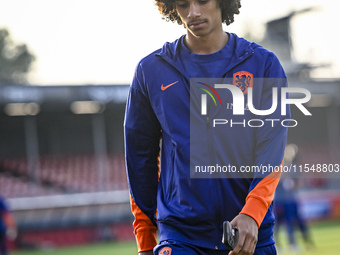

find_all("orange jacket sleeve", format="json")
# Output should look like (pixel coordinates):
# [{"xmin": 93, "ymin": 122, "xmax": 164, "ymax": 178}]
[
  {"xmin": 130, "ymin": 195, "xmax": 157, "ymax": 253},
  {"xmin": 239, "ymin": 162, "xmax": 282, "ymax": 227}
]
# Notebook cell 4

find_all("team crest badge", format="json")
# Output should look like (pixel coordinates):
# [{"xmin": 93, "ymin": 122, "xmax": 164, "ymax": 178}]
[
  {"xmin": 159, "ymin": 247, "xmax": 172, "ymax": 255},
  {"xmin": 233, "ymin": 71, "xmax": 253, "ymax": 95}
]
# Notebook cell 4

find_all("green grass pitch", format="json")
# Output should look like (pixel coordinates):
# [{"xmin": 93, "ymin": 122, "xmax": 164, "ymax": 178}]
[{"xmin": 11, "ymin": 221, "xmax": 340, "ymax": 255}]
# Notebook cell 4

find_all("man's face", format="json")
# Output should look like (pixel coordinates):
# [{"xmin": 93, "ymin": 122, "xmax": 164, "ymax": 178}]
[{"xmin": 175, "ymin": 0, "xmax": 223, "ymax": 38}]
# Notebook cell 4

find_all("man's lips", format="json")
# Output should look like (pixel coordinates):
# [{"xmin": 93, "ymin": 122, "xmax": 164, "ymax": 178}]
[{"xmin": 188, "ymin": 20, "xmax": 206, "ymax": 28}]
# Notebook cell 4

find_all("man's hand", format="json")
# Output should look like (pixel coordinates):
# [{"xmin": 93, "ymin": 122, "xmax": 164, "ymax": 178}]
[
  {"xmin": 228, "ymin": 214, "xmax": 258, "ymax": 255},
  {"xmin": 139, "ymin": 251, "xmax": 153, "ymax": 255}
]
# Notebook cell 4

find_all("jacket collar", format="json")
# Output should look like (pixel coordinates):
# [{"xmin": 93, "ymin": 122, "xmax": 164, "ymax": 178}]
[{"xmin": 156, "ymin": 33, "xmax": 256, "ymax": 78}]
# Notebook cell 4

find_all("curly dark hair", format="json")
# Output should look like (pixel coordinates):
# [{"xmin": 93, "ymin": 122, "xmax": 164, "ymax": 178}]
[{"xmin": 154, "ymin": 0, "xmax": 241, "ymax": 26}]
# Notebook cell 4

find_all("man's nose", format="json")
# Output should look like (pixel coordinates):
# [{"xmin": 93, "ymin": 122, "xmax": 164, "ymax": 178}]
[{"xmin": 187, "ymin": 3, "xmax": 201, "ymax": 18}]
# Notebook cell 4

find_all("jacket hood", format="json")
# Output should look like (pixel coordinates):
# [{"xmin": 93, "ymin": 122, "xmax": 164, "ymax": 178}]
[{"xmin": 158, "ymin": 33, "xmax": 259, "ymax": 63}]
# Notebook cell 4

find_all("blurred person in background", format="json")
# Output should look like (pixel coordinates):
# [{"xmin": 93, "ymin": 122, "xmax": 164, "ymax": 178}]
[
  {"xmin": 0, "ymin": 195, "xmax": 17, "ymax": 255},
  {"xmin": 274, "ymin": 145, "xmax": 314, "ymax": 252}
]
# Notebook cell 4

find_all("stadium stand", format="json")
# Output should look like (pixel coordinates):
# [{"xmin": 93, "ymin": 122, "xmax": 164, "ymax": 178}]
[
  {"xmin": 0, "ymin": 174, "xmax": 61, "ymax": 198},
  {"xmin": 0, "ymin": 153, "xmax": 128, "ymax": 195},
  {"xmin": 0, "ymin": 154, "xmax": 127, "ymax": 194},
  {"xmin": 0, "ymin": 85, "xmax": 135, "ymax": 249}
]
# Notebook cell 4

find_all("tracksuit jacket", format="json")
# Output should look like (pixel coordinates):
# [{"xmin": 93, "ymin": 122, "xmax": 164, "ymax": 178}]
[{"xmin": 124, "ymin": 33, "xmax": 290, "ymax": 252}]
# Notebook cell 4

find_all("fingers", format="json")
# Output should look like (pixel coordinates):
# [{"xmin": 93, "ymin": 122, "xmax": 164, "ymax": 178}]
[
  {"xmin": 238, "ymin": 229, "xmax": 257, "ymax": 255},
  {"xmin": 228, "ymin": 215, "xmax": 258, "ymax": 255},
  {"xmin": 228, "ymin": 227, "xmax": 257, "ymax": 255}
]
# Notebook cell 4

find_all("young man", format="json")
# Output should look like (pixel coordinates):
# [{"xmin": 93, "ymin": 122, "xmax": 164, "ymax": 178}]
[{"xmin": 124, "ymin": 0, "xmax": 289, "ymax": 254}]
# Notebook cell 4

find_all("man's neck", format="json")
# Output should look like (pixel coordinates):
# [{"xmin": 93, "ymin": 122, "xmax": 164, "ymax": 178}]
[{"xmin": 184, "ymin": 29, "xmax": 229, "ymax": 55}]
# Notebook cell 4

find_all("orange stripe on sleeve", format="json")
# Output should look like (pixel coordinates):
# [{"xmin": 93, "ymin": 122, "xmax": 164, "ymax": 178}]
[
  {"xmin": 130, "ymin": 195, "xmax": 157, "ymax": 253},
  {"xmin": 239, "ymin": 161, "xmax": 283, "ymax": 227}
]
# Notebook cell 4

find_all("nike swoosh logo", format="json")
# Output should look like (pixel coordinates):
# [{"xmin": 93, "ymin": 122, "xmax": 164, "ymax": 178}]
[{"xmin": 161, "ymin": 81, "xmax": 179, "ymax": 91}]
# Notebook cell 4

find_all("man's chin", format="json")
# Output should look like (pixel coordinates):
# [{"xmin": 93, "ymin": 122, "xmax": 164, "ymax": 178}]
[{"xmin": 188, "ymin": 30, "xmax": 207, "ymax": 38}]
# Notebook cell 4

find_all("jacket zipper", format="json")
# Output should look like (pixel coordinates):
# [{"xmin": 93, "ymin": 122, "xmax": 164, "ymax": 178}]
[{"xmin": 157, "ymin": 48, "xmax": 254, "ymax": 248}]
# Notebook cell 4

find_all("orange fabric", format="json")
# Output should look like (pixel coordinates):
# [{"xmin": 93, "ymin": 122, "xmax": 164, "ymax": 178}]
[
  {"xmin": 130, "ymin": 195, "xmax": 157, "ymax": 253},
  {"xmin": 240, "ymin": 162, "xmax": 283, "ymax": 227}
]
